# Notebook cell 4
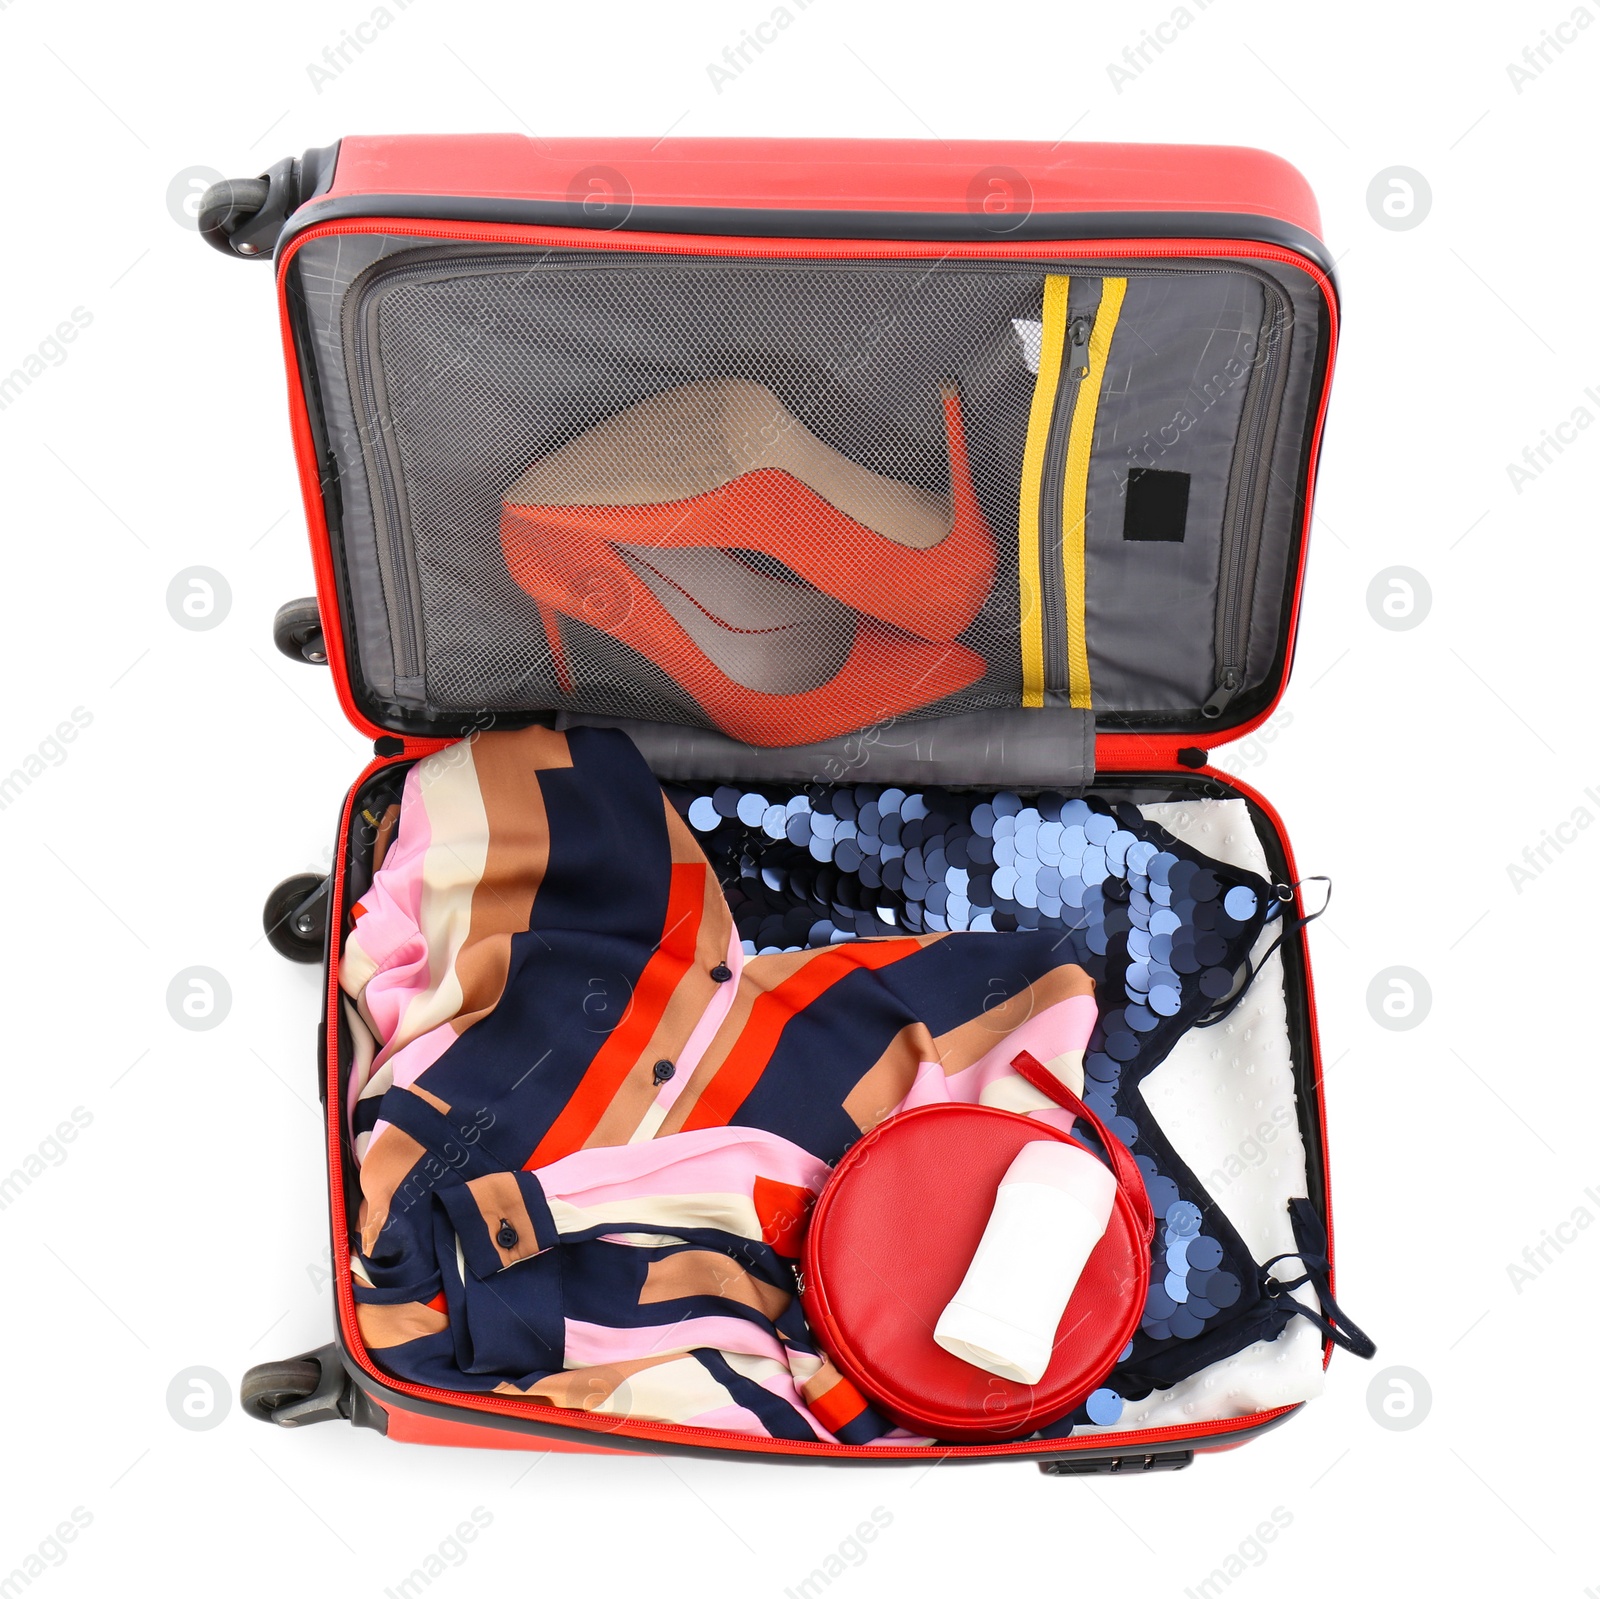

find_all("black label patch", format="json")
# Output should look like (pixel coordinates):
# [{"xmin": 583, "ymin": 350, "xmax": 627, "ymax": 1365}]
[{"xmin": 1123, "ymin": 467, "xmax": 1190, "ymax": 543}]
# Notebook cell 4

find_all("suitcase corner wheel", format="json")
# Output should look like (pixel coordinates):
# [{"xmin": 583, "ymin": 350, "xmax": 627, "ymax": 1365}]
[
  {"xmin": 262, "ymin": 872, "xmax": 330, "ymax": 964},
  {"xmin": 1037, "ymin": 1449, "xmax": 1195, "ymax": 1478},
  {"xmin": 273, "ymin": 596, "xmax": 327, "ymax": 665},
  {"xmin": 196, "ymin": 144, "xmax": 338, "ymax": 260},
  {"xmin": 241, "ymin": 1344, "xmax": 385, "ymax": 1432}
]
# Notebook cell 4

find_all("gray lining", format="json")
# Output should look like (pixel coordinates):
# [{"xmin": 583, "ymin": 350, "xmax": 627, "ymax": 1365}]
[
  {"xmin": 1239, "ymin": 264, "xmax": 1323, "ymax": 697},
  {"xmin": 1084, "ymin": 271, "xmax": 1260, "ymax": 710},
  {"xmin": 552, "ymin": 706, "xmax": 1095, "ymax": 788},
  {"xmin": 295, "ymin": 232, "xmax": 435, "ymax": 705},
  {"xmin": 287, "ymin": 235, "xmax": 1329, "ymax": 737}
]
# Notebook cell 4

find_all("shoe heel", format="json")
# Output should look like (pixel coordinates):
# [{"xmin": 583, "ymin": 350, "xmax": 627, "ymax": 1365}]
[
  {"xmin": 536, "ymin": 601, "xmax": 573, "ymax": 694},
  {"xmin": 940, "ymin": 381, "xmax": 984, "ymax": 532}
]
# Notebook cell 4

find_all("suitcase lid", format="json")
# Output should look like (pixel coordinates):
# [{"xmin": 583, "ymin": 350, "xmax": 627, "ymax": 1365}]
[{"xmin": 222, "ymin": 137, "xmax": 1336, "ymax": 778}]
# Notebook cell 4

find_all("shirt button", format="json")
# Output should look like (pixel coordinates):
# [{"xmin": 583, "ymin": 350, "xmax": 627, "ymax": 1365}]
[
  {"xmin": 710, "ymin": 963, "xmax": 732, "ymax": 983},
  {"xmin": 652, "ymin": 1059, "xmax": 676, "ymax": 1085},
  {"xmin": 496, "ymin": 1220, "xmax": 518, "ymax": 1249}
]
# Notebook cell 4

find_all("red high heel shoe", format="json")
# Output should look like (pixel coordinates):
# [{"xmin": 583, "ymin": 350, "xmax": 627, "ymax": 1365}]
[
  {"xmin": 500, "ymin": 380, "xmax": 995, "ymax": 646},
  {"xmin": 507, "ymin": 529, "xmax": 986, "ymax": 748}
]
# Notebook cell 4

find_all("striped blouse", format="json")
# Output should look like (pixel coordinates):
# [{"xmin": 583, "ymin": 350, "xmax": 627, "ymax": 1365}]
[{"xmin": 340, "ymin": 726, "xmax": 1098, "ymax": 1442}]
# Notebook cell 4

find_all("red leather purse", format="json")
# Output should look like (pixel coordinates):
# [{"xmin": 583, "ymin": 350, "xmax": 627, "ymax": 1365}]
[{"xmin": 800, "ymin": 1052, "xmax": 1154, "ymax": 1442}]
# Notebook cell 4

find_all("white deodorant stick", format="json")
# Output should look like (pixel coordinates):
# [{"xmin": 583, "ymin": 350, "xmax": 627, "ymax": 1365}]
[{"xmin": 933, "ymin": 1139, "xmax": 1118, "ymax": 1385}]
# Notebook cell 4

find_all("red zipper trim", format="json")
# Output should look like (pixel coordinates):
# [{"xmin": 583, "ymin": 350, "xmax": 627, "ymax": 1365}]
[
  {"xmin": 362, "ymin": 1389, "xmax": 1296, "ymax": 1459},
  {"xmin": 278, "ymin": 287, "xmax": 385, "ymax": 744},
  {"xmin": 279, "ymin": 215, "xmax": 1336, "ymax": 270}
]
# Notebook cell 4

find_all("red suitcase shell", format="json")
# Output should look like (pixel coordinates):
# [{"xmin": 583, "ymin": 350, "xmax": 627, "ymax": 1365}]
[{"xmin": 212, "ymin": 136, "xmax": 1345, "ymax": 1474}]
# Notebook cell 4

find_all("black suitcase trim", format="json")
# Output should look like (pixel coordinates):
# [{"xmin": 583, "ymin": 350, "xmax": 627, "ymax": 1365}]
[{"xmin": 271, "ymin": 194, "xmax": 1338, "ymax": 281}]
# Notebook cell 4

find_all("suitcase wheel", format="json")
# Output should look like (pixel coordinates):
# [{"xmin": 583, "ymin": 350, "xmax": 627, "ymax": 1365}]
[
  {"xmin": 196, "ymin": 146, "xmax": 338, "ymax": 260},
  {"xmin": 240, "ymin": 1357, "xmax": 323, "ymax": 1423},
  {"xmin": 241, "ymin": 1345, "xmax": 357, "ymax": 1427},
  {"xmin": 197, "ymin": 176, "xmax": 270, "ymax": 256},
  {"xmin": 273, "ymin": 597, "xmax": 327, "ymax": 664},
  {"xmin": 263, "ymin": 873, "xmax": 329, "ymax": 964}
]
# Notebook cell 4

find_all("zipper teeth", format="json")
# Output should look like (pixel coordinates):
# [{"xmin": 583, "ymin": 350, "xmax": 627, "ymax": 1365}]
[
  {"xmin": 284, "ymin": 217, "xmax": 1334, "ymax": 275},
  {"xmin": 1037, "ymin": 318, "xmax": 1087, "ymax": 692},
  {"xmin": 346, "ymin": 248, "xmax": 1276, "ymax": 284}
]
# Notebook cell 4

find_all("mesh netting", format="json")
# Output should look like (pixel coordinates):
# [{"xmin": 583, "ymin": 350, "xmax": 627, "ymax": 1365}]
[{"xmin": 351, "ymin": 252, "xmax": 1057, "ymax": 744}]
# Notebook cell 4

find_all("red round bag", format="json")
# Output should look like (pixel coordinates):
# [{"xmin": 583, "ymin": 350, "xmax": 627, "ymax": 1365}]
[{"xmin": 800, "ymin": 1052, "xmax": 1153, "ymax": 1442}]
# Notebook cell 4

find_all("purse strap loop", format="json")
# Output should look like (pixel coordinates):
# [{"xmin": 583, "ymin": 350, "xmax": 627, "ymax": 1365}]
[{"xmin": 1010, "ymin": 1050, "xmax": 1154, "ymax": 1244}]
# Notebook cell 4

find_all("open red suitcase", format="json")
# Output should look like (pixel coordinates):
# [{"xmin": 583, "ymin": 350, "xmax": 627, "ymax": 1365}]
[{"xmin": 202, "ymin": 135, "xmax": 1368, "ymax": 1474}]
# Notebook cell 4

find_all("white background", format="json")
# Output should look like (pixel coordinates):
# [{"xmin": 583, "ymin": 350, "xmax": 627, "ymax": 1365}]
[{"xmin": 1, "ymin": 0, "xmax": 1595, "ymax": 1594}]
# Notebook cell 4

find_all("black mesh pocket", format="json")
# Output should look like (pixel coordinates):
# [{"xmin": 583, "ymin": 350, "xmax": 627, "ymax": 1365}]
[{"xmin": 344, "ymin": 250, "xmax": 1050, "ymax": 743}]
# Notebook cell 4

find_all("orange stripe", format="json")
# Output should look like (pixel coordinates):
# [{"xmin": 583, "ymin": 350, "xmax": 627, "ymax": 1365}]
[
  {"xmin": 524, "ymin": 864, "xmax": 707, "ymax": 1169},
  {"xmin": 809, "ymin": 1375, "xmax": 869, "ymax": 1433},
  {"xmin": 679, "ymin": 940, "xmax": 920, "ymax": 1133}
]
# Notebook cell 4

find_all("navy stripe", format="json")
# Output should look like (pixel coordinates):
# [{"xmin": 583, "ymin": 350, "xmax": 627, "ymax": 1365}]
[
  {"xmin": 418, "ymin": 727, "xmax": 673, "ymax": 1155},
  {"xmin": 559, "ymin": 1245, "xmax": 789, "ymax": 1337},
  {"xmin": 693, "ymin": 1350, "xmax": 817, "ymax": 1443},
  {"xmin": 376, "ymin": 1087, "xmax": 514, "ymax": 1180},
  {"xmin": 435, "ymin": 1173, "xmax": 559, "ymax": 1280},
  {"xmin": 731, "ymin": 933, "xmax": 1071, "ymax": 1160},
  {"xmin": 436, "ymin": 1200, "xmax": 567, "ymax": 1380}
]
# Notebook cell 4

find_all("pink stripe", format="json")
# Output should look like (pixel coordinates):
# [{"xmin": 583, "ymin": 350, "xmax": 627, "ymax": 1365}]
[
  {"xmin": 558, "ymin": 1331, "xmax": 837, "ymax": 1441},
  {"xmin": 673, "ymin": 1402, "xmax": 772, "ymax": 1437},
  {"xmin": 897, "ymin": 1062, "xmax": 1077, "ymax": 1132},
  {"xmin": 1024, "ymin": 1106, "xmax": 1077, "ymax": 1135},
  {"xmin": 344, "ymin": 766, "xmax": 436, "ymax": 1059},
  {"xmin": 347, "ymin": 1022, "xmax": 459, "ymax": 1124},
  {"xmin": 563, "ymin": 1315, "xmax": 788, "ymax": 1368},
  {"xmin": 537, "ymin": 1125, "xmax": 829, "ymax": 1208},
  {"xmin": 961, "ymin": 993, "xmax": 1097, "ymax": 1079},
  {"xmin": 386, "ymin": 1025, "xmax": 459, "ymax": 1092},
  {"xmin": 893, "ymin": 995, "xmax": 1098, "ymax": 1116},
  {"xmin": 750, "ymin": 1369, "xmax": 837, "ymax": 1443},
  {"xmin": 651, "ymin": 926, "xmax": 745, "ymax": 1115},
  {"xmin": 895, "ymin": 1058, "xmax": 957, "ymax": 1113}
]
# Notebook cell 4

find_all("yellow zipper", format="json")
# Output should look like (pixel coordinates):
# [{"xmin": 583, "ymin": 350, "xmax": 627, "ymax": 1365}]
[
  {"xmin": 1060, "ymin": 277, "xmax": 1125, "ymax": 710},
  {"xmin": 1017, "ymin": 274, "xmax": 1070, "ymax": 709}
]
